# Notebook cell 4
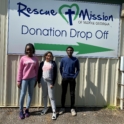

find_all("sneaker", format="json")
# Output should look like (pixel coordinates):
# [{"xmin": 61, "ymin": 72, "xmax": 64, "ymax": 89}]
[
  {"xmin": 71, "ymin": 109, "xmax": 76, "ymax": 116},
  {"xmin": 59, "ymin": 108, "xmax": 65, "ymax": 115},
  {"xmin": 19, "ymin": 110, "xmax": 25, "ymax": 119},
  {"xmin": 41, "ymin": 108, "xmax": 48, "ymax": 115},
  {"xmin": 52, "ymin": 112, "xmax": 56, "ymax": 120},
  {"xmin": 25, "ymin": 109, "xmax": 30, "ymax": 117}
]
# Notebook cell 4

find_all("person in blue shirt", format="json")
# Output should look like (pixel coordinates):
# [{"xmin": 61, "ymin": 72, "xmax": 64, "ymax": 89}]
[{"xmin": 59, "ymin": 46, "xmax": 80, "ymax": 116}]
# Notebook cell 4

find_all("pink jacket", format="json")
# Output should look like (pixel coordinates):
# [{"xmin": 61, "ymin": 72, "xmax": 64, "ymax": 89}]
[{"xmin": 17, "ymin": 55, "xmax": 39, "ymax": 84}]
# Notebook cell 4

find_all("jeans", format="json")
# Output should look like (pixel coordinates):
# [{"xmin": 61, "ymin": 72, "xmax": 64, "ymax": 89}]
[
  {"xmin": 61, "ymin": 78, "xmax": 76, "ymax": 108},
  {"xmin": 19, "ymin": 77, "xmax": 36, "ymax": 111}
]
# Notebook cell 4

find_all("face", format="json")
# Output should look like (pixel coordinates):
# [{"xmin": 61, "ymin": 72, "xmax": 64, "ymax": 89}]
[
  {"xmin": 45, "ymin": 53, "xmax": 52, "ymax": 61},
  {"xmin": 25, "ymin": 45, "xmax": 33, "ymax": 57},
  {"xmin": 66, "ymin": 48, "xmax": 73, "ymax": 57}
]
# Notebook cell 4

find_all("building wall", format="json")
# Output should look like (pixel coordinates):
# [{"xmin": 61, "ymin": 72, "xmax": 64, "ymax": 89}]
[{"xmin": 0, "ymin": 0, "xmax": 122, "ymax": 107}]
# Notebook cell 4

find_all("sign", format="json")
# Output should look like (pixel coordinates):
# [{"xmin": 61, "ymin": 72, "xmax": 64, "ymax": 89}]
[{"xmin": 8, "ymin": 0, "xmax": 120, "ymax": 58}]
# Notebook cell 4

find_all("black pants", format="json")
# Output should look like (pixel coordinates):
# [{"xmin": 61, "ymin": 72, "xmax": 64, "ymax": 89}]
[{"xmin": 61, "ymin": 78, "xmax": 76, "ymax": 108}]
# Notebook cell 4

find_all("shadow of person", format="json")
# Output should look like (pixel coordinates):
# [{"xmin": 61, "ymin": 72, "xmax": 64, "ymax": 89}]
[
  {"xmin": 76, "ymin": 74, "xmax": 107, "ymax": 113},
  {"xmin": 85, "ymin": 75, "xmax": 107, "ymax": 110}
]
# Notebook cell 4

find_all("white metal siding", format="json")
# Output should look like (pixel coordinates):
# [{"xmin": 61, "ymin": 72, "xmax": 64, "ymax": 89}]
[
  {"xmin": 0, "ymin": 0, "xmax": 121, "ymax": 107},
  {"xmin": 0, "ymin": 0, "xmax": 8, "ymax": 106}
]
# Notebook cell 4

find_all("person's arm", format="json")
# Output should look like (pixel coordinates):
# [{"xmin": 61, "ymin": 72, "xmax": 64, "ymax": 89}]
[
  {"xmin": 35, "ymin": 58, "xmax": 39, "ymax": 77},
  {"xmin": 60, "ymin": 59, "xmax": 63, "ymax": 76},
  {"xmin": 17, "ymin": 57, "xmax": 24, "ymax": 86},
  {"xmin": 34, "ymin": 58, "xmax": 39, "ymax": 87},
  {"xmin": 73, "ymin": 59, "xmax": 80, "ymax": 79},
  {"xmin": 37, "ymin": 62, "xmax": 43, "ymax": 84},
  {"xmin": 53, "ymin": 61, "xmax": 57, "ymax": 86}
]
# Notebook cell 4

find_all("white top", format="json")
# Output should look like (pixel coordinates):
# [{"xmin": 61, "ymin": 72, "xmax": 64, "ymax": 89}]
[{"xmin": 42, "ymin": 61, "xmax": 53, "ymax": 80}]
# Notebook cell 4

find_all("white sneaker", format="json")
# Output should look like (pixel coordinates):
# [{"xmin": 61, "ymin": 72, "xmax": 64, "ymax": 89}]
[
  {"xmin": 71, "ymin": 109, "xmax": 76, "ymax": 116},
  {"xmin": 41, "ymin": 108, "xmax": 48, "ymax": 115},
  {"xmin": 52, "ymin": 112, "xmax": 56, "ymax": 120},
  {"xmin": 59, "ymin": 108, "xmax": 65, "ymax": 115}
]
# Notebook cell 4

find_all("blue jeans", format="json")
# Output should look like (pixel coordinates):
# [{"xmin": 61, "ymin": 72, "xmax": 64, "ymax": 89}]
[{"xmin": 19, "ymin": 77, "xmax": 36, "ymax": 111}]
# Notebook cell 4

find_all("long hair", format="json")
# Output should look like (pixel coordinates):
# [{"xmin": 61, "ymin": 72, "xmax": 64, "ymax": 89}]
[{"xmin": 44, "ymin": 51, "xmax": 54, "ymax": 60}]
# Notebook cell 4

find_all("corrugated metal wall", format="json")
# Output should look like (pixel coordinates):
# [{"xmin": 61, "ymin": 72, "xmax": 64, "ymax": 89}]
[
  {"xmin": 0, "ymin": 0, "xmax": 122, "ymax": 107},
  {"xmin": 0, "ymin": 0, "xmax": 8, "ymax": 107}
]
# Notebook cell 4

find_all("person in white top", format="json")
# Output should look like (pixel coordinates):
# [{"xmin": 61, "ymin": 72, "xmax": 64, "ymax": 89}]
[
  {"xmin": 42, "ymin": 60, "xmax": 53, "ymax": 80},
  {"xmin": 38, "ymin": 51, "xmax": 57, "ymax": 120}
]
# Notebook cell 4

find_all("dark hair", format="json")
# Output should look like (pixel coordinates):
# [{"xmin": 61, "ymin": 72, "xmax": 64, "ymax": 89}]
[
  {"xmin": 44, "ymin": 51, "xmax": 54, "ymax": 60},
  {"xmin": 25, "ymin": 43, "xmax": 35, "ymax": 54},
  {"xmin": 66, "ymin": 46, "xmax": 74, "ymax": 51}
]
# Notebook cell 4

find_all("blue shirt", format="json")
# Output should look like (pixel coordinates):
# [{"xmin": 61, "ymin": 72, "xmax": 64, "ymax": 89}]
[{"xmin": 60, "ymin": 56, "xmax": 80, "ymax": 78}]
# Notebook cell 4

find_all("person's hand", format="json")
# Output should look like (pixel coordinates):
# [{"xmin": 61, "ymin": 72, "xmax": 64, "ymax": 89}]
[
  {"xmin": 50, "ymin": 85, "xmax": 53, "ymax": 88},
  {"xmin": 34, "ymin": 81, "xmax": 37, "ymax": 88},
  {"xmin": 38, "ymin": 83, "xmax": 41, "ymax": 88},
  {"xmin": 17, "ymin": 83, "xmax": 21, "ymax": 89}
]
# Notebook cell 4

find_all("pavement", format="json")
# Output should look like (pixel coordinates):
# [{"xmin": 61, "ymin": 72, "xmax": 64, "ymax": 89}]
[{"xmin": 0, "ymin": 107, "xmax": 124, "ymax": 124}]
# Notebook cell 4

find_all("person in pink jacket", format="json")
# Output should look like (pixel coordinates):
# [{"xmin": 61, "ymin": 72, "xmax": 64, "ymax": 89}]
[{"xmin": 17, "ymin": 43, "xmax": 39, "ymax": 119}]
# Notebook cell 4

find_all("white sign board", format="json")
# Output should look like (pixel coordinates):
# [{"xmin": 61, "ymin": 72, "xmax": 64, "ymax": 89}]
[{"xmin": 8, "ymin": 0, "xmax": 120, "ymax": 58}]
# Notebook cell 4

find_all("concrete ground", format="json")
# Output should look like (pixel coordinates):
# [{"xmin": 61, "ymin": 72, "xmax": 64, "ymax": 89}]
[{"xmin": 0, "ymin": 107, "xmax": 124, "ymax": 124}]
